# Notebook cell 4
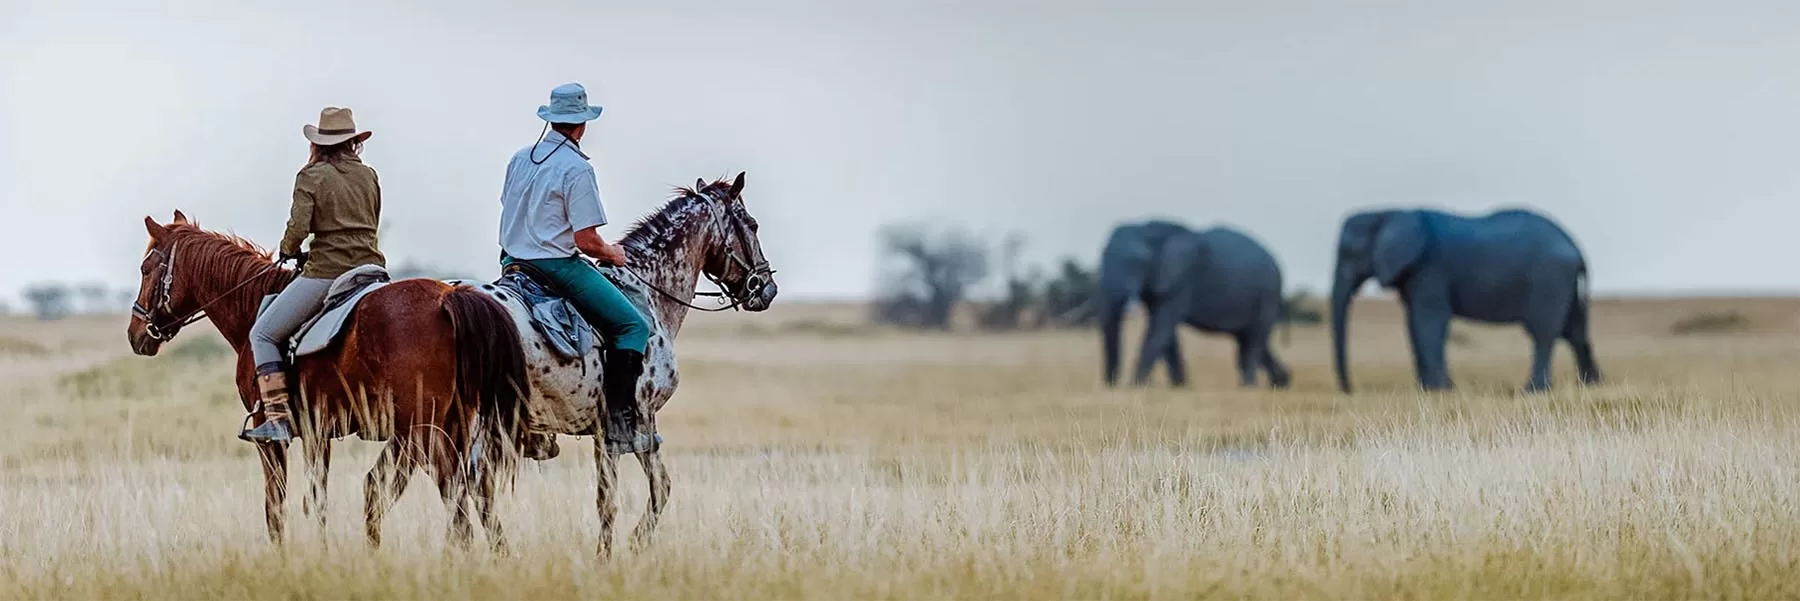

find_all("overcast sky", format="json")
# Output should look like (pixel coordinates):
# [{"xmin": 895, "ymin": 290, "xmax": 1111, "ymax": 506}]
[{"xmin": 6, "ymin": 0, "xmax": 1800, "ymax": 305}]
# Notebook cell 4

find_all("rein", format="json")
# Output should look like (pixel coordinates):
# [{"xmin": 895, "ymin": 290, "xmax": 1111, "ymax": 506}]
[
  {"xmin": 623, "ymin": 255, "xmax": 773, "ymax": 313},
  {"xmin": 620, "ymin": 189, "xmax": 775, "ymax": 313},
  {"xmin": 132, "ymin": 242, "xmax": 293, "ymax": 341}
]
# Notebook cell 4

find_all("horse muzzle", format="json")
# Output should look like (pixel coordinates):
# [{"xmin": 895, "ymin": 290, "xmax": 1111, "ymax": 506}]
[
  {"xmin": 743, "ymin": 281, "xmax": 778, "ymax": 311},
  {"xmin": 127, "ymin": 326, "xmax": 164, "ymax": 356}
]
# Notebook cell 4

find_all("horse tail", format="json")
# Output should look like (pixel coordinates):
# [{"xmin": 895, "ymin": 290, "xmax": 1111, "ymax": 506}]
[{"xmin": 442, "ymin": 284, "xmax": 529, "ymax": 491}]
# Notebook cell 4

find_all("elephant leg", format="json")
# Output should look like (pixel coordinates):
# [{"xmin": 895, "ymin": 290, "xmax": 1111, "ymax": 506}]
[
  {"xmin": 1231, "ymin": 332, "xmax": 1259, "ymax": 387},
  {"xmin": 1562, "ymin": 295, "xmax": 1602, "ymax": 385},
  {"xmin": 1260, "ymin": 334, "xmax": 1291, "ymax": 389},
  {"xmin": 1404, "ymin": 297, "xmax": 1454, "ymax": 391},
  {"xmin": 1522, "ymin": 284, "xmax": 1574, "ymax": 393},
  {"xmin": 1523, "ymin": 330, "xmax": 1557, "ymax": 393},
  {"xmin": 1132, "ymin": 303, "xmax": 1184, "ymax": 387},
  {"xmin": 1162, "ymin": 335, "xmax": 1188, "ymax": 387}
]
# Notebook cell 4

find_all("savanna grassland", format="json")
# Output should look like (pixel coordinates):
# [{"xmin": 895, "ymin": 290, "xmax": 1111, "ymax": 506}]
[{"xmin": 2, "ymin": 297, "xmax": 1799, "ymax": 599}]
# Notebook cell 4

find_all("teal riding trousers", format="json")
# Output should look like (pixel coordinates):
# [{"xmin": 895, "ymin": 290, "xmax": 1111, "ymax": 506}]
[{"xmin": 501, "ymin": 253, "xmax": 651, "ymax": 353}]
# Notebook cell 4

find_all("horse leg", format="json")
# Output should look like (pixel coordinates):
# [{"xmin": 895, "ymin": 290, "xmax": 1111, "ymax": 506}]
[
  {"xmin": 428, "ymin": 433, "xmax": 474, "ymax": 551},
  {"xmin": 363, "ymin": 437, "xmax": 417, "ymax": 549},
  {"xmin": 595, "ymin": 441, "xmax": 620, "ymax": 559},
  {"xmin": 257, "ymin": 442, "xmax": 290, "ymax": 546},
  {"xmin": 301, "ymin": 437, "xmax": 332, "ymax": 541},
  {"xmin": 473, "ymin": 453, "xmax": 508, "ymax": 556},
  {"xmin": 629, "ymin": 449, "xmax": 670, "ymax": 551}
]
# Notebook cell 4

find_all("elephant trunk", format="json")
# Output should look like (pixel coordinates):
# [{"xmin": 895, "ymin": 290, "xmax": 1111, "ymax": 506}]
[
  {"xmin": 1100, "ymin": 288, "xmax": 1131, "ymax": 387},
  {"xmin": 1331, "ymin": 267, "xmax": 1362, "ymax": 394}
]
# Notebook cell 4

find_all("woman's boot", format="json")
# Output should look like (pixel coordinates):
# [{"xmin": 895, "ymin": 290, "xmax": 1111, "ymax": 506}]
[{"xmin": 240, "ymin": 366, "xmax": 295, "ymax": 443}]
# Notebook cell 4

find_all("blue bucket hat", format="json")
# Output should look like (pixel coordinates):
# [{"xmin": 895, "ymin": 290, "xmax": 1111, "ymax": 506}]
[{"xmin": 537, "ymin": 82, "xmax": 605, "ymax": 124}]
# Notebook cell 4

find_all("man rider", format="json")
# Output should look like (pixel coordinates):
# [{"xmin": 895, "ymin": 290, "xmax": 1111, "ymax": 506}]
[{"xmin": 496, "ymin": 82, "xmax": 656, "ymax": 454}]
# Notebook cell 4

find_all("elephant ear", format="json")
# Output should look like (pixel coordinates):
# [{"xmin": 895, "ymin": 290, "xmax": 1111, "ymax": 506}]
[
  {"xmin": 1147, "ymin": 230, "xmax": 1204, "ymax": 300},
  {"xmin": 1372, "ymin": 211, "xmax": 1428, "ymax": 286}
]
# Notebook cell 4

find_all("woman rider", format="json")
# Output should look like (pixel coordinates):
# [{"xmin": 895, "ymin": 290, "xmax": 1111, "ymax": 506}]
[{"xmin": 240, "ymin": 107, "xmax": 386, "ymax": 443}]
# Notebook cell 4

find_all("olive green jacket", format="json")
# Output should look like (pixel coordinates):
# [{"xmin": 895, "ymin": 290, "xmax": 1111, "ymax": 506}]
[{"xmin": 282, "ymin": 156, "xmax": 386, "ymax": 279}]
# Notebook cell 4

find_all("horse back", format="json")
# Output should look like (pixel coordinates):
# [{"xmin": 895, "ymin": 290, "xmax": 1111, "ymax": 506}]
[{"xmin": 293, "ymin": 279, "xmax": 462, "ymax": 440}]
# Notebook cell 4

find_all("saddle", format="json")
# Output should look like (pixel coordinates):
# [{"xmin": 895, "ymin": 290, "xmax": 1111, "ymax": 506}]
[
  {"xmin": 492, "ymin": 261, "xmax": 658, "ymax": 361},
  {"xmin": 495, "ymin": 262, "xmax": 594, "ymax": 361},
  {"xmin": 256, "ymin": 264, "xmax": 393, "ymax": 359}
]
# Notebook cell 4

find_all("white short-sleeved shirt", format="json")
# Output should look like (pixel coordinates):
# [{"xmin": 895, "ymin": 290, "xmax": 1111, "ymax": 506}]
[{"xmin": 497, "ymin": 130, "xmax": 608, "ymax": 260}]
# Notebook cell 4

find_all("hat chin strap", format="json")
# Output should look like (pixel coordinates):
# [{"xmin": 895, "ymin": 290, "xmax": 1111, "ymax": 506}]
[{"xmin": 527, "ymin": 122, "xmax": 577, "ymax": 165}]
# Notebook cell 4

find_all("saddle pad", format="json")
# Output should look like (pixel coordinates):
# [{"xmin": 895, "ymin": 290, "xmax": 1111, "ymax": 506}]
[
  {"xmin": 256, "ymin": 265, "xmax": 393, "ymax": 358},
  {"xmin": 490, "ymin": 264, "xmax": 659, "ymax": 361},
  {"xmin": 493, "ymin": 269, "xmax": 594, "ymax": 360}
]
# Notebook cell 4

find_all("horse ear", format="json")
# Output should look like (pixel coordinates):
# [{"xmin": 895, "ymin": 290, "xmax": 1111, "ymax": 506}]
[
  {"xmin": 729, "ymin": 171, "xmax": 745, "ymax": 198},
  {"xmin": 144, "ymin": 216, "xmax": 167, "ymax": 239},
  {"xmin": 696, "ymin": 178, "xmax": 707, "ymax": 191},
  {"xmin": 172, "ymin": 210, "xmax": 189, "ymax": 224}
]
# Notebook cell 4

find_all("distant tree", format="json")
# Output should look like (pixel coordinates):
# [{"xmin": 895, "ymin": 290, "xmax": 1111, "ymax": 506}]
[
  {"xmin": 871, "ymin": 223, "xmax": 990, "ymax": 330},
  {"xmin": 1282, "ymin": 289, "xmax": 1324, "ymax": 325},
  {"xmin": 22, "ymin": 283, "xmax": 72, "ymax": 321},
  {"xmin": 976, "ymin": 233, "xmax": 1036, "ymax": 330},
  {"xmin": 1039, "ymin": 258, "xmax": 1098, "ymax": 327},
  {"xmin": 77, "ymin": 282, "xmax": 110, "ymax": 314}
]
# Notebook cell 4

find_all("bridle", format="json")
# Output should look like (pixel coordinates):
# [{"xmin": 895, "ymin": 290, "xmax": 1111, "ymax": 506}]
[
  {"xmin": 624, "ymin": 190, "xmax": 775, "ymax": 313},
  {"xmin": 131, "ymin": 241, "xmax": 292, "ymax": 342}
]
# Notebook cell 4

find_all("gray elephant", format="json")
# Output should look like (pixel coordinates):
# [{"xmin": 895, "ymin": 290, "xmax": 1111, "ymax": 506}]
[
  {"xmin": 1099, "ymin": 220, "xmax": 1290, "ymax": 389},
  {"xmin": 1330, "ymin": 208, "xmax": 1601, "ymax": 393}
]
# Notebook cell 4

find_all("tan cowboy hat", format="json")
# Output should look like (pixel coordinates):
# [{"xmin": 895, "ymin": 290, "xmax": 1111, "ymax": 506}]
[{"xmin": 302, "ymin": 107, "xmax": 372, "ymax": 146}]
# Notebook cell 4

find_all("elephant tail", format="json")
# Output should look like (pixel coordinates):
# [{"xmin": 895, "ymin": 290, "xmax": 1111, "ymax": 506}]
[
  {"xmin": 1279, "ymin": 307, "xmax": 1291, "ymax": 346},
  {"xmin": 1567, "ymin": 261, "xmax": 1591, "ymax": 331},
  {"xmin": 1275, "ymin": 291, "xmax": 1291, "ymax": 347},
  {"xmin": 1576, "ymin": 260, "xmax": 1590, "ymax": 310}
]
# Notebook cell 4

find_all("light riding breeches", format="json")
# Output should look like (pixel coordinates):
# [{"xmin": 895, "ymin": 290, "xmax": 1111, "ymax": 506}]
[{"xmin": 249, "ymin": 277, "xmax": 334, "ymax": 369}]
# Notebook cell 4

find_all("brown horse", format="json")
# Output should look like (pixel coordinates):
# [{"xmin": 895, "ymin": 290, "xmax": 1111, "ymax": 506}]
[{"xmin": 126, "ymin": 211, "xmax": 529, "ymax": 550}]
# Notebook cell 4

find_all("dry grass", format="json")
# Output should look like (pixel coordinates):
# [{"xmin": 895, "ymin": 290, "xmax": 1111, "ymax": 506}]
[{"xmin": 2, "ymin": 298, "xmax": 1799, "ymax": 599}]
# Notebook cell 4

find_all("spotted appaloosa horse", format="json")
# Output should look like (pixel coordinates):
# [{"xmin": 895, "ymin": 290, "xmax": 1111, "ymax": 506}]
[
  {"xmin": 467, "ymin": 172, "xmax": 778, "ymax": 556},
  {"xmin": 126, "ymin": 212, "xmax": 529, "ymax": 550}
]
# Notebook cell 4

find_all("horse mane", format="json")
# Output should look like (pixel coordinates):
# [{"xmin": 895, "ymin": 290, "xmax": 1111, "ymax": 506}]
[
  {"xmin": 165, "ymin": 223, "xmax": 272, "ymax": 258},
  {"xmin": 162, "ymin": 223, "xmax": 286, "ymax": 285},
  {"xmin": 619, "ymin": 177, "xmax": 733, "ymax": 252}
]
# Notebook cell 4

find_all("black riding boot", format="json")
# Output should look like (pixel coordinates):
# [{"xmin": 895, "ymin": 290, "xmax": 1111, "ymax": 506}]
[{"xmin": 602, "ymin": 348, "xmax": 657, "ymax": 454}]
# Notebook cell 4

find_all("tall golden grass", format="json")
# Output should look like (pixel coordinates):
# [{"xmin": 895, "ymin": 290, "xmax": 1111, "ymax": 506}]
[{"xmin": 2, "ymin": 297, "xmax": 1798, "ymax": 599}]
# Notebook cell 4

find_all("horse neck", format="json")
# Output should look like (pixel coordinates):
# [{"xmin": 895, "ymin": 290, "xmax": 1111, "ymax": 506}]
[
  {"xmin": 625, "ymin": 208, "xmax": 723, "ymax": 338},
  {"xmin": 175, "ymin": 239, "xmax": 288, "ymax": 353}
]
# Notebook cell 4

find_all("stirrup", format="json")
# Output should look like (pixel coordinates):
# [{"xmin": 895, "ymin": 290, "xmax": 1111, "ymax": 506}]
[
  {"xmin": 239, "ymin": 419, "xmax": 294, "ymax": 443},
  {"xmin": 237, "ymin": 401, "xmax": 293, "ymax": 443}
]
